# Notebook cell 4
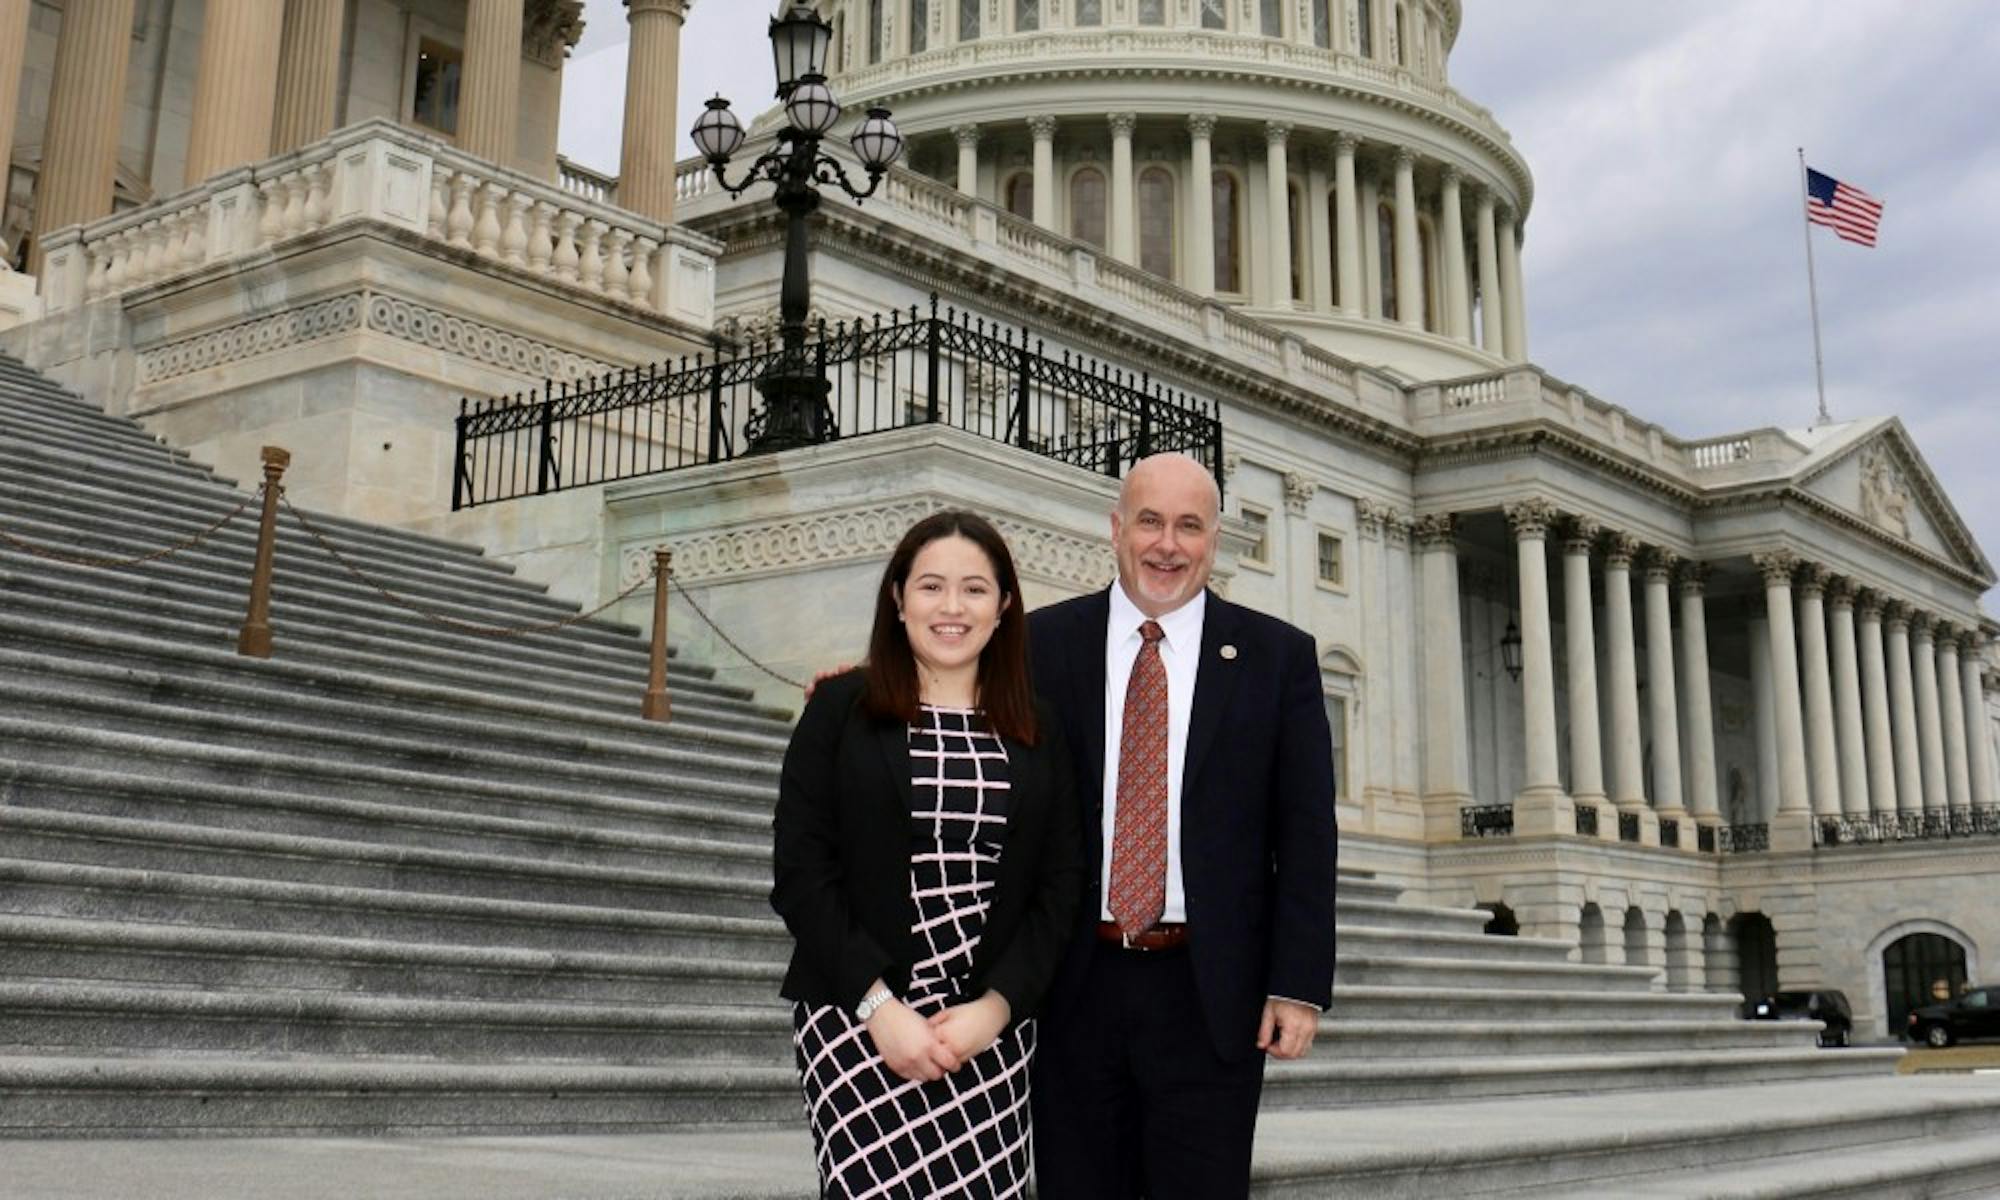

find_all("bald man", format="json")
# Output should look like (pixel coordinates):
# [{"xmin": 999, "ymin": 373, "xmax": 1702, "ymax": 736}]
[{"xmin": 1028, "ymin": 453, "xmax": 1338, "ymax": 1199}]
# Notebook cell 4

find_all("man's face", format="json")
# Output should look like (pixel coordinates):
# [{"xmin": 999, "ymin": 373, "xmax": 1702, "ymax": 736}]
[{"xmin": 1112, "ymin": 459, "xmax": 1219, "ymax": 618}]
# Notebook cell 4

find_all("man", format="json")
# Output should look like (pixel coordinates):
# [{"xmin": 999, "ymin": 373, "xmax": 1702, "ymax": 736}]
[{"xmin": 1029, "ymin": 452, "xmax": 1338, "ymax": 1200}]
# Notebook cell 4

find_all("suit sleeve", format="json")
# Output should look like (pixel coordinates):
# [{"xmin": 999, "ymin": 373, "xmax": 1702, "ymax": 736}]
[
  {"xmin": 1265, "ymin": 627, "xmax": 1339, "ymax": 1009},
  {"xmin": 982, "ymin": 713, "xmax": 1086, "ymax": 1018},
  {"xmin": 769, "ymin": 679, "xmax": 895, "ymax": 1010}
]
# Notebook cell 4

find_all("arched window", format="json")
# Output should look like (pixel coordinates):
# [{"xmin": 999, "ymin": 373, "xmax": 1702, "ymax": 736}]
[
  {"xmin": 1138, "ymin": 0, "xmax": 1166, "ymax": 24},
  {"xmin": 1326, "ymin": 189, "xmax": 1344, "ymax": 307},
  {"xmin": 1138, "ymin": 167, "xmax": 1175, "ymax": 279},
  {"xmin": 1003, "ymin": 172, "xmax": 1035, "ymax": 220},
  {"xmin": 1212, "ymin": 171, "xmax": 1242, "ymax": 293},
  {"xmin": 1395, "ymin": 4, "xmax": 1408, "ymax": 66},
  {"xmin": 1070, "ymin": 168, "xmax": 1107, "ymax": 249},
  {"xmin": 1074, "ymin": 0, "xmax": 1102, "ymax": 25},
  {"xmin": 1357, "ymin": 0, "xmax": 1374, "ymax": 58},
  {"xmin": 1885, "ymin": 932, "xmax": 1970, "ymax": 1033},
  {"xmin": 868, "ymin": 0, "xmax": 884, "ymax": 63},
  {"xmin": 1200, "ymin": 0, "xmax": 1226, "ymax": 29},
  {"xmin": 1579, "ymin": 904, "xmax": 1607, "ymax": 964},
  {"xmin": 1261, "ymin": 0, "xmax": 1283, "ymax": 36},
  {"xmin": 1376, "ymin": 201, "xmax": 1397, "ymax": 320},
  {"xmin": 959, "ymin": 0, "xmax": 980, "ymax": 41},
  {"xmin": 911, "ymin": 0, "xmax": 929, "ymax": 52},
  {"xmin": 1287, "ymin": 182, "xmax": 1304, "ymax": 304}
]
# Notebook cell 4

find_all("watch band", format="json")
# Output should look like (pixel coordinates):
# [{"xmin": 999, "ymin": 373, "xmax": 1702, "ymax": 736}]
[{"xmin": 855, "ymin": 987, "xmax": 895, "ymax": 1021}]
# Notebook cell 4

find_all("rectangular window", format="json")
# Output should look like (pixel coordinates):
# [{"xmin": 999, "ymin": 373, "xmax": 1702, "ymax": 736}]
[
  {"xmin": 1138, "ymin": 0, "xmax": 1166, "ymax": 24},
  {"xmin": 1312, "ymin": 0, "xmax": 1332, "ymax": 47},
  {"xmin": 1075, "ymin": 0, "xmax": 1102, "ymax": 24},
  {"xmin": 912, "ymin": 0, "xmax": 929, "ymax": 52},
  {"xmin": 869, "ymin": 0, "xmax": 885, "ymax": 63},
  {"xmin": 1261, "ymin": 0, "xmax": 1283, "ymax": 36},
  {"xmin": 411, "ymin": 38, "xmax": 463, "ymax": 137},
  {"xmin": 1017, "ymin": 0, "xmax": 1039, "ymax": 31},
  {"xmin": 1241, "ymin": 504, "xmax": 1270, "ymax": 567},
  {"xmin": 1317, "ymin": 532, "xmax": 1344, "ymax": 586},
  {"xmin": 1201, "ymin": 0, "xmax": 1227, "ymax": 29},
  {"xmin": 960, "ymin": 0, "xmax": 981, "ymax": 40},
  {"xmin": 1325, "ymin": 695, "xmax": 1348, "ymax": 800},
  {"xmin": 1357, "ymin": 0, "xmax": 1374, "ymax": 57}
]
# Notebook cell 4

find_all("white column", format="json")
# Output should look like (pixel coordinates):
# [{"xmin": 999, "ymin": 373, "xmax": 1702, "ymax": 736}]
[
  {"xmin": 1678, "ymin": 564, "xmax": 1721, "ymax": 824},
  {"xmin": 1029, "ymin": 116, "xmax": 1058, "ymax": 230},
  {"xmin": 1562, "ymin": 520, "xmax": 1609, "ymax": 827},
  {"xmin": 1961, "ymin": 635, "xmax": 1996, "ymax": 812},
  {"xmin": 1109, "ymin": 112, "xmax": 1137, "ymax": 265},
  {"xmin": 1333, "ymin": 132, "xmax": 1361, "ymax": 315},
  {"xmin": 616, "ymin": 0, "xmax": 691, "ymax": 221},
  {"xmin": 1796, "ymin": 567, "xmax": 1841, "ymax": 817},
  {"xmin": 1857, "ymin": 593, "xmax": 1899, "ymax": 816},
  {"xmin": 1754, "ymin": 552, "xmax": 1812, "ymax": 818},
  {"xmin": 460, "ymin": 0, "xmax": 525, "ymax": 165},
  {"xmin": 1826, "ymin": 582, "xmax": 1870, "ymax": 817},
  {"xmin": 1356, "ymin": 502, "xmax": 1396, "ymax": 819},
  {"xmin": 1505, "ymin": 500, "xmax": 1565, "ymax": 825},
  {"xmin": 953, "ymin": 123, "xmax": 981, "ymax": 196},
  {"xmin": 1603, "ymin": 533, "xmax": 1646, "ymax": 814},
  {"xmin": 1184, "ymin": 114, "xmax": 1213, "ymax": 294},
  {"xmin": 1499, "ymin": 210, "xmax": 1528, "ymax": 361},
  {"xmin": 1438, "ymin": 165, "xmax": 1469, "ymax": 341},
  {"xmin": 272, "ymin": 0, "xmax": 348, "ymax": 155},
  {"xmin": 1885, "ymin": 605, "xmax": 1927, "ymax": 816},
  {"xmin": 1416, "ymin": 515, "xmax": 1473, "ymax": 838},
  {"xmin": 1305, "ymin": 147, "xmax": 1333, "ymax": 311},
  {"xmin": 1265, "ymin": 121, "xmax": 1294, "ymax": 305},
  {"xmin": 1912, "ymin": 616, "xmax": 1949, "ymax": 816},
  {"xmin": 30, "ymin": 0, "xmax": 137, "ymax": 272},
  {"xmin": 184, "ymin": 0, "xmax": 286, "ymax": 182},
  {"xmin": 1475, "ymin": 189, "xmax": 1501, "ymax": 353},
  {"xmin": 1749, "ymin": 618, "xmax": 1780, "ymax": 822},
  {"xmin": 1643, "ymin": 550, "xmax": 1685, "ymax": 819},
  {"xmin": 1359, "ymin": 172, "xmax": 1383, "ymax": 318},
  {"xmin": 1388, "ymin": 517, "xmax": 1422, "ymax": 806},
  {"xmin": 1392, "ymin": 148, "xmax": 1420, "ymax": 329},
  {"xmin": 1938, "ymin": 629, "xmax": 1971, "ymax": 813}
]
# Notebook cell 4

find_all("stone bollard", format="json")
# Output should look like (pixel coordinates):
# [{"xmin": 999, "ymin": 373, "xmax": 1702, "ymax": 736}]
[
  {"xmin": 641, "ymin": 548, "xmax": 674, "ymax": 722},
  {"xmin": 236, "ymin": 446, "xmax": 290, "ymax": 658}
]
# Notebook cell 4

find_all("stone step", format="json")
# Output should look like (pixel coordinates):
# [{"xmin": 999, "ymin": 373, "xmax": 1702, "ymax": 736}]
[
  {"xmin": 1330, "ymin": 874, "xmax": 1403, "ymax": 904},
  {"xmin": 0, "ymin": 856, "xmax": 792, "ymax": 960},
  {"xmin": 0, "ymin": 379, "xmax": 192, "ymax": 442},
  {"xmin": 0, "ymin": 806, "xmax": 772, "ymax": 918},
  {"xmin": 1259, "ymin": 1046, "xmax": 1905, "ymax": 1108},
  {"xmin": 0, "ymin": 982, "xmax": 792, "ymax": 1064},
  {"xmin": 1334, "ymin": 894, "xmax": 1490, "ymax": 936},
  {"xmin": 0, "ymin": 1055, "xmax": 803, "ymax": 1137},
  {"xmin": 1331, "ymin": 952, "xmax": 1664, "ymax": 992},
  {"xmin": 1326, "ymin": 984, "xmax": 1746, "ymax": 1024},
  {"xmin": 0, "ymin": 915, "xmax": 787, "ymax": 1009},
  {"xmin": 0, "ymin": 391, "xmax": 194, "ymax": 457},
  {"xmin": 1338, "ymin": 924, "xmax": 1576, "ymax": 965},
  {"xmin": 1318, "ymin": 1018, "xmax": 1815, "ymax": 1059},
  {"xmin": 1572, "ymin": 1132, "xmax": 2000, "ymax": 1199},
  {"xmin": 1, "ymin": 662, "xmax": 782, "ymax": 797},
  {"xmin": 0, "ymin": 719, "xmax": 779, "ymax": 832}
]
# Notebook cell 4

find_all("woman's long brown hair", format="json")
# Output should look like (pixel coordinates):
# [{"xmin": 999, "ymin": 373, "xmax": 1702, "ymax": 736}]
[{"xmin": 861, "ymin": 510, "xmax": 1037, "ymax": 745}]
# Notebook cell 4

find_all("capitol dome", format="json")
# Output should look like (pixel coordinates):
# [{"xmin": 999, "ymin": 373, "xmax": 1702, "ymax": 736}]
[{"xmin": 816, "ymin": 0, "xmax": 1531, "ymax": 379}]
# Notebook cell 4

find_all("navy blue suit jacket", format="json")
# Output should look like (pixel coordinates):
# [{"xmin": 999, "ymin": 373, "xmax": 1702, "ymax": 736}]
[{"xmin": 1029, "ymin": 587, "xmax": 1338, "ymax": 1063}]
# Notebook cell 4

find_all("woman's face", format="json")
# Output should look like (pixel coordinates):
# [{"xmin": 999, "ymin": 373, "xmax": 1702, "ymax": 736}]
[{"xmin": 896, "ymin": 534, "xmax": 1009, "ymax": 680}]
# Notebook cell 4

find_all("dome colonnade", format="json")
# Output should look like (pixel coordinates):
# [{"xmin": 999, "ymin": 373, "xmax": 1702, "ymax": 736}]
[{"xmin": 818, "ymin": 0, "xmax": 1529, "ymax": 372}]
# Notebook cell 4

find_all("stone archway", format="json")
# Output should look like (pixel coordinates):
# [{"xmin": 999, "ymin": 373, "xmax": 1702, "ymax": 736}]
[
  {"xmin": 1867, "ymin": 920, "xmax": 1978, "ymax": 1041},
  {"xmin": 1729, "ymin": 913, "xmax": 1777, "ymax": 1012}
]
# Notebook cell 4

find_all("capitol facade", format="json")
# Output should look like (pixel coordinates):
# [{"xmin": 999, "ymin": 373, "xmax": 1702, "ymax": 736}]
[{"xmin": 3, "ymin": 0, "xmax": 1995, "ymax": 1046}]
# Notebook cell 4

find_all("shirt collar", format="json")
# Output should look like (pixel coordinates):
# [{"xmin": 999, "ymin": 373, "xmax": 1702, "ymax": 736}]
[{"xmin": 1109, "ymin": 581, "xmax": 1206, "ymax": 653}]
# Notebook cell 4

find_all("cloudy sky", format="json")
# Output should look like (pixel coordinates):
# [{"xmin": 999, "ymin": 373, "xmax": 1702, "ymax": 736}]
[{"xmin": 559, "ymin": 2, "xmax": 2000, "ymax": 591}]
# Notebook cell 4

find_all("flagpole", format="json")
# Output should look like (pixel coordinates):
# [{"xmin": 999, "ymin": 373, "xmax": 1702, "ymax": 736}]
[{"xmin": 1798, "ymin": 148, "xmax": 1831, "ymax": 427}]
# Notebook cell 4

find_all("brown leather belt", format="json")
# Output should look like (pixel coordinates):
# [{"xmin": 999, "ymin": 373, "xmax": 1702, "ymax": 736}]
[{"xmin": 1096, "ymin": 920, "xmax": 1189, "ymax": 951}]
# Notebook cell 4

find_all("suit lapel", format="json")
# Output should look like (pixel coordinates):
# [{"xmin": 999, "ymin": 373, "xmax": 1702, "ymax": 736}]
[{"xmin": 1182, "ymin": 590, "xmax": 1243, "ymax": 796}]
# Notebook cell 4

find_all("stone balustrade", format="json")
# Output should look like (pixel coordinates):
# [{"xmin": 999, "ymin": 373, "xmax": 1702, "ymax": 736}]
[
  {"xmin": 557, "ymin": 156, "xmax": 618, "ymax": 206},
  {"xmin": 38, "ymin": 119, "xmax": 717, "ymax": 331}
]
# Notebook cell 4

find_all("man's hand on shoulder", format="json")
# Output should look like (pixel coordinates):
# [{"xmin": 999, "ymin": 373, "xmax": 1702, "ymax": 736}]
[{"xmin": 1257, "ymin": 998, "xmax": 1319, "ymax": 1060}]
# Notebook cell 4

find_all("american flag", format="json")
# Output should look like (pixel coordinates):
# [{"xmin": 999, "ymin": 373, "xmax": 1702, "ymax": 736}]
[{"xmin": 1805, "ymin": 168, "xmax": 1883, "ymax": 247}]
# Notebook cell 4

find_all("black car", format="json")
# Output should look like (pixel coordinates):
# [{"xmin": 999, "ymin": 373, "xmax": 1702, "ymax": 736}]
[
  {"xmin": 1748, "ymin": 990, "xmax": 1854, "ymax": 1048},
  {"xmin": 1906, "ymin": 985, "xmax": 2000, "ymax": 1048}
]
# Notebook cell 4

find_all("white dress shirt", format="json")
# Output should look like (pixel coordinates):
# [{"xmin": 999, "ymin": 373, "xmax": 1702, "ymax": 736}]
[{"xmin": 1100, "ymin": 583, "xmax": 1204, "ymax": 923}]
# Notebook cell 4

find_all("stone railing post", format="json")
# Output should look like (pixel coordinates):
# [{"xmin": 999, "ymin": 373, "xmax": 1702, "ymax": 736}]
[
  {"xmin": 642, "ymin": 548, "xmax": 675, "ymax": 721},
  {"xmin": 237, "ymin": 446, "xmax": 291, "ymax": 659}
]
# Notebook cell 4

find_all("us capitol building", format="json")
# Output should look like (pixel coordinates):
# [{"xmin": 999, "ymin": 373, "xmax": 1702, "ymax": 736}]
[{"xmin": 2, "ymin": 0, "xmax": 1994, "ymax": 1045}]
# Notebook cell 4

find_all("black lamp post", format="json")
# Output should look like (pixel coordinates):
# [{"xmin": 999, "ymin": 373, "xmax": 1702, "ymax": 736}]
[
  {"xmin": 689, "ymin": 4, "xmax": 905, "ymax": 453},
  {"xmin": 1500, "ymin": 619, "xmax": 1523, "ymax": 682}
]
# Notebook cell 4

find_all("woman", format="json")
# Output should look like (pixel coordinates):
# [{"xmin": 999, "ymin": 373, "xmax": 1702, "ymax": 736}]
[{"xmin": 772, "ymin": 510, "xmax": 1082, "ymax": 1199}]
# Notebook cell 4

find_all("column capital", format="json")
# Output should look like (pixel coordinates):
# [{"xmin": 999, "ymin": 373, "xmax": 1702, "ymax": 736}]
[
  {"xmin": 1027, "ymin": 114, "xmax": 1059, "ymax": 140},
  {"xmin": 952, "ymin": 123, "xmax": 983, "ymax": 148},
  {"xmin": 1384, "ymin": 513, "xmax": 1413, "ymax": 548},
  {"xmin": 1393, "ymin": 145, "xmax": 1417, "ymax": 170},
  {"xmin": 1412, "ymin": 513, "xmax": 1457, "ymax": 549},
  {"xmin": 1108, "ymin": 112, "xmax": 1138, "ymax": 138},
  {"xmin": 1855, "ymin": 588, "xmax": 1886, "ymax": 620},
  {"xmin": 526, "ymin": 0, "xmax": 588, "ymax": 67},
  {"xmin": 1883, "ymin": 599, "xmax": 1913, "ymax": 631},
  {"xmin": 1264, "ymin": 120, "xmax": 1293, "ymax": 144},
  {"xmin": 1561, "ymin": 515, "xmax": 1601, "ymax": 556},
  {"xmin": 626, "ymin": 0, "xmax": 692, "ymax": 15},
  {"xmin": 1957, "ymin": 629, "xmax": 1987, "ymax": 655},
  {"xmin": 1826, "ymin": 576, "xmax": 1859, "ymax": 609},
  {"xmin": 1185, "ymin": 113, "xmax": 1217, "ymax": 140},
  {"xmin": 1356, "ymin": 498, "xmax": 1392, "ymax": 540},
  {"xmin": 1933, "ymin": 620, "xmax": 1963, "ymax": 646},
  {"xmin": 1910, "ymin": 611, "xmax": 1939, "ymax": 642},
  {"xmin": 1752, "ymin": 549, "xmax": 1801, "ymax": 587},
  {"xmin": 1332, "ymin": 130, "xmax": 1360, "ymax": 155},
  {"xmin": 1676, "ymin": 560, "xmax": 1713, "ymax": 597},
  {"xmin": 1795, "ymin": 562, "xmax": 1829, "ymax": 599},
  {"xmin": 1283, "ymin": 473, "xmax": 1316, "ymax": 515},
  {"xmin": 1643, "ymin": 547, "xmax": 1681, "ymax": 583},
  {"xmin": 1602, "ymin": 530, "xmax": 1642, "ymax": 569},
  {"xmin": 1503, "ymin": 497, "xmax": 1558, "ymax": 540},
  {"xmin": 1439, "ymin": 163, "xmax": 1463, "ymax": 188}
]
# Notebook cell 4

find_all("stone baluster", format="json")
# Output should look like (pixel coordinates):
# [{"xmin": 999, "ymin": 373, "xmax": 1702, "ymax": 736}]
[
  {"xmin": 428, "ymin": 169, "xmax": 452, "ymax": 241},
  {"xmin": 552, "ymin": 212, "xmax": 582, "ymax": 281},
  {"xmin": 472, "ymin": 183, "xmax": 506, "ymax": 257},
  {"xmin": 180, "ymin": 203, "xmax": 208, "ymax": 265},
  {"xmin": 528, "ymin": 202, "xmax": 557, "ymax": 273},
  {"xmin": 501, "ymin": 193, "xmax": 533, "ymax": 266},
  {"xmin": 446, "ymin": 174, "xmax": 477, "ymax": 249},
  {"xmin": 630, "ymin": 237, "xmax": 658, "ymax": 308},
  {"xmin": 282, "ymin": 172, "xmax": 310, "ymax": 238},
  {"xmin": 603, "ymin": 228, "xmax": 633, "ymax": 300},
  {"xmin": 304, "ymin": 163, "xmax": 332, "ymax": 232},
  {"xmin": 578, "ymin": 219, "xmax": 607, "ymax": 291}
]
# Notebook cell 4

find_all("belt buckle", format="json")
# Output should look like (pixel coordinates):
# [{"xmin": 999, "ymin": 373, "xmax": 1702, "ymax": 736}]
[{"xmin": 1122, "ymin": 929, "xmax": 1138, "ymax": 950}]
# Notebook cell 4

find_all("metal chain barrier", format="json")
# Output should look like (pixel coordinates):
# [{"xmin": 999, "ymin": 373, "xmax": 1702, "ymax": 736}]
[
  {"xmin": 278, "ymin": 493, "xmax": 652, "ymax": 639},
  {"xmin": 0, "ymin": 489, "xmax": 258, "ymax": 570},
  {"xmin": 668, "ymin": 573, "xmax": 807, "ymax": 690}
]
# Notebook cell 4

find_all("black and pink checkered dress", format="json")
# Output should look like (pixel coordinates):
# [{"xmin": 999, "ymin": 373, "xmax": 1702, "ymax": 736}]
[{"xmin": 790, "ymin": 705, "xmax": 1035, "ymax": 1199}]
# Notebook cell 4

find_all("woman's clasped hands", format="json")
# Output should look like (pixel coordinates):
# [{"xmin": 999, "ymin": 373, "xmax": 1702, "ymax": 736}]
[{"xmin": 863, "ymin": 989, "xmax": 1012, "ymax": 1083}]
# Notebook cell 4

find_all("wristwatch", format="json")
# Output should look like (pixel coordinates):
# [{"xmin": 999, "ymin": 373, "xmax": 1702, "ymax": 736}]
[{"xmin": 855, "ymin": 987, "xmax": 896, "ymax": 1021}]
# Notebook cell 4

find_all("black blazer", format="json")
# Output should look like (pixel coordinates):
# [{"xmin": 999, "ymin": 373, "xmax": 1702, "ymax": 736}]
[
  {"xmin": 1029, "ymin": 588, "xmax": 1338, "ymax": 1063},
  {"xmin": 771, "ymin": 670, "xmax": 1085, "ymax": 1017}
]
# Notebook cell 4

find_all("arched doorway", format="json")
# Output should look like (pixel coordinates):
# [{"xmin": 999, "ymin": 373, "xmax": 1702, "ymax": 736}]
[
  {"xmin": 1883, "ymin": 932, "xmax": 1969, "ymax": 1035},
  {"xmin": 1480, "ymin": 902, "xmax": 1518, "ymax": 936},
  {"xmin": 1729, "ymin": 913, "xmax": 1777, "ymax": 1011}
]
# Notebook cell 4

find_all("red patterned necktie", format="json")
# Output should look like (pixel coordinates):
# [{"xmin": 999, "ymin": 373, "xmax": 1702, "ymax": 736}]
[{"xmin": 1109, "ymin": 620, "xmax": 1168, "ymax": 937}]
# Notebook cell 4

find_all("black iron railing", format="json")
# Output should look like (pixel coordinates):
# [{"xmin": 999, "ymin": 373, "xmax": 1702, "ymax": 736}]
[
  {"xmin": 1815, "ymin": 808, "xmax": 2000, "ymax": 847},
  {"xmin": 1574, "ymin": 804, "xmax": 1599, "ymax": 838},
  {"xmin": 1460, "ymin": 804, "xmax": 1515, "ymax": 838},
  {"xmin": 1697, "ymin": 824, "xmax": 1718, "ymax": 853},
  {"xmin": 1717, "ymin": 823, "xmax": 1770, "ymax": 853},
  {"xmin": 1659, "ymin": 818, "xmax": 1681, "ymax": 849},
  {"xmin": 452, "ymin": 297, "xmax": 1225, "ymax": 510},
  {"xmin": 1618, "ymin": 811, "xmax": 1641, "ymax": 843}
]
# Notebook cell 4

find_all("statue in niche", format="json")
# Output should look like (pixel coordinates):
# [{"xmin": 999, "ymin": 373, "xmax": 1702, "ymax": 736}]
[
  {"xmin": 1725, "ymin": 766, "xmax": 1750, "ymax": 826},
  {"xmin": 1859, "ymin": 447, "xmax": 1913, "ymax": 540}
]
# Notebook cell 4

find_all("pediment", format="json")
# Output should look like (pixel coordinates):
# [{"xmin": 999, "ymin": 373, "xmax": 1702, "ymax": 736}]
[{"xmin": 1796, "ymin": 421, "xmax": 1993, "ymax": 581}]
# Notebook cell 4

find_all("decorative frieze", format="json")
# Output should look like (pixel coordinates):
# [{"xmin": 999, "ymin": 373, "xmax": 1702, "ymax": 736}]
[
  {"xmin": 362, "ymin": 294, "xmax": 618, "ymax": 381},
  {"xmin": 138, "ymin": 292, "xmax": 364, "ymax": 384}
]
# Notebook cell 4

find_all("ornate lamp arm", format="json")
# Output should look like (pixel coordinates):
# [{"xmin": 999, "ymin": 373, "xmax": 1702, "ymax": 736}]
[{"xmin": 811, "ymin": 155, "xmax": 886, "ymax": 202}]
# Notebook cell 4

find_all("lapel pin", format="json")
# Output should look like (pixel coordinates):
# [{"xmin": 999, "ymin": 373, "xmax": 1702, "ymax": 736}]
[{"xmin": 1220, "ymin": 644, "xmax": 1238, "ymax": 660}]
